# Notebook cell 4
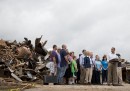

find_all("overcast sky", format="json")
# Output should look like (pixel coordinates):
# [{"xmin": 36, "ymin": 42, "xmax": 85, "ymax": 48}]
[{"xmin": 0, "ymin": 0, "xmax": 130, "ymax": 61}]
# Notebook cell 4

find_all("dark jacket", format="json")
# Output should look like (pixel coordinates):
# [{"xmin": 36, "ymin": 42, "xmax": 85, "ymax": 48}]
[{"xmin": 84, "ymin": 56, "xmax": 91, "ymax": 68}]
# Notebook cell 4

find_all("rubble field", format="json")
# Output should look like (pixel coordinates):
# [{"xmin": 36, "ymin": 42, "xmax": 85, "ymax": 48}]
[{"xmin": 0, "ymin": 37, "xmax": 49, "ymax": 90}]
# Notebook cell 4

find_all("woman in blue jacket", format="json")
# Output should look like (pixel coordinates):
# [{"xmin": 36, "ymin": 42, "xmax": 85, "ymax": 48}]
[{"xmin": 101, "ymin": 55, "xmax": 108, "ymax": 84}]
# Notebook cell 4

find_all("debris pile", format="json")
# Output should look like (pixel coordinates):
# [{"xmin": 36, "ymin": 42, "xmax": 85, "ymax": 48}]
[{"xmin": 0, "ymin": 36, "xmax": 50, "ymax": 86}]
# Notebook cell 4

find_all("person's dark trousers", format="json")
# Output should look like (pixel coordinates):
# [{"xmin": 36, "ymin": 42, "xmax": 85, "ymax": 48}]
[
  {"xmin": 76, "ymin": 59, "xmax": 80, "ymax": 83},
  {"xmin": 76, "ymin": 68, "xmax": 80, "ymax": 83},
  {"xmin": 91, "ymin": 68, "xmax": 96, "ymax": 84},
  {"xmin": 95, "ymin": 71, "xmax": 101, "ymax": 84},
  {"xmin": 57, "ymin": 67, "xmax": 61, "ymax": 83},
  {"xmin": 64, "ymin": 65, "xmax": 71, "ymax": 84},
  {"xmin": 102, "ymin": 70, "xmax": 108, "ymax": 84}
]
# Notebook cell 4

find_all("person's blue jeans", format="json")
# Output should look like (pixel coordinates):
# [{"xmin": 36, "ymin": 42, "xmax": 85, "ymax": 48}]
[
  {"xmin": 59, "ymin": 66, "xmax": 67, "ymax": 84},
  {"xmin": 57, "ymin": 67, "xmax": 61, "ymax": 83}
]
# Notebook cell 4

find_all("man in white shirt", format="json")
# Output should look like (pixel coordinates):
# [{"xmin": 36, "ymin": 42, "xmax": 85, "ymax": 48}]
[
  {"xmin": 108, "ymin": 47, "xmax": 119, "ymax": 86},
  {"xmin": 79, "ymin": 50, "xmax": 86, "ymax": 84}
]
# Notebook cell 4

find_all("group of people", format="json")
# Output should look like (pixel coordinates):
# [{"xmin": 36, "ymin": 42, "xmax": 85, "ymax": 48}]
[{"xmin": 46, "ymin": 45, "xmax": 123, "ymax": 86}]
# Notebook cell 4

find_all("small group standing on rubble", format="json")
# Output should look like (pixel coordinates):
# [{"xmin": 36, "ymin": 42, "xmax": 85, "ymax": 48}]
[{"xmin": 47, "ymin": 45, "xmax": 124, "ymax": 86}]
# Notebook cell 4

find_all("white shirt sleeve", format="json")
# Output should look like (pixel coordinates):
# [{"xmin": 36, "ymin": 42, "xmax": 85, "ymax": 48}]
[
  {"xmin": 80, "ymin": 55, "xmax": 84, "ymax": 66},
  {"xmin": 79, "ymin": 55, "xmax": 82, "ymax": 66}
]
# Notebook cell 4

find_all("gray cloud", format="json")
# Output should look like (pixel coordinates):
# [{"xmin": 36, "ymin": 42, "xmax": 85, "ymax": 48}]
[{"xmin": 0, "ymin": 0, "xmax": 130, "ymax": 61}]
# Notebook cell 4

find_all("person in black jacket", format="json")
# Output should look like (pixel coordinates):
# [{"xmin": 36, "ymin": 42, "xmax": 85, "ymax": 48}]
[
  {"xmin": 76, "ymin": 54, "xmax": 82, "ymax": 84},
  {"xmin": 84, "ymin": 51, "xmax": 92, "ymax": 84}
]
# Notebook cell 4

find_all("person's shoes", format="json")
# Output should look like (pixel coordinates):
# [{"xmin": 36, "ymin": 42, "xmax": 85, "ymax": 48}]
[
  {"xmin": 79, "ymin": 81, "xmax": 83, "ymax": 85},
  {"xmin": 72, "ymin": 83, "xmax": 75, "ymax": 85},
  {"xmin": 108, "ymin": 84, "xmax": 112, "ymax": 86},
  {"xmin": 54, "ymin": 83, "xmax": 58, "ymax": 85},
  {"xmin": 58, "ymin": 83, "xmax": 65, "ymax": 85},
  {"xmin": 113, "ymin": 84, "xmax": 118, "ymax": 86},
  {"xmin": 83, "ymin": 82, "xmax": 88, "ymax": 85},
  {"xmin": 100, "ymin": 83, "xmax": 103, "ymax": 85},
  {"xmin": 119, "ymin": 84, "xmax": 123, "ymax": 86},
  {"xmin": 113, "ymin": 84, "xmax": 123, "ymax": 86},
  {"xmin": 88, "ymin": 82, "xmax": 91, "ymax": 85},
  {"xmin": 77, "ymin": 82, "xmax": 80, "ymax": 84},
  {"xmin": 82, "ymin": 83, "xmax": 86, "ymax": 85}
]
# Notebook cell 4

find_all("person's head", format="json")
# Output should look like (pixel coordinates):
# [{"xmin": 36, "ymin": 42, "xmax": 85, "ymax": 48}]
[
  {"xmin": 82, "ymin": 49, "xmax": 86, "ymax": 55},
  {"xmin": 57, "ymin": 48, "xmax": 61, "ymax": 53},
  {"xmin": 66, "ymin": 49, "xmax": 69, "ymax": 54},
  {"xmin": 53, "ymin": 45, "xmax": 57, "ymax": 50},
  {"xmin": 70, "ymin": 52, "xmax": 74, "ymax": 57},
  {"xmin": 48, "ymin": 51, "xmax": 52, "ymax": 55},
  {"xmin": 66, "ymin": 52, "xmax": 70, "ymax": 57},
  {"xmin": 79, "ymin": 54, "xmax": 82, "ymax": 58},
  {"xmin": 102, "ymin": 55, "xmax": 107, "ymax": 61},
  {"xmin": 85, "ymin": 51, "xmax": 90, "ymax": 56},
  {"xmin": 95, "ymin": 55, "xmax": 100, "ymax": 61},
  {"xmin": 62, "ymin": 44, "xmax": 67, "ymax": 49},
  {"xmin": 73, "ymin": 56, "xmax": 77, "ymax": 60},
  {"xmin": 89, "ymin": 52, "xmax": 93, "ymax": 58},
  {"xmin": 111, "ymin": 47, "xmax": 115, "ymax": 54}
]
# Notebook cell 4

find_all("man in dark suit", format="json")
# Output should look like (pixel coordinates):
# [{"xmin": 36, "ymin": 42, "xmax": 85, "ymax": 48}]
[{"xmin": 84, "ymin": 51, "xmax": 92, "ymax": 84}]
